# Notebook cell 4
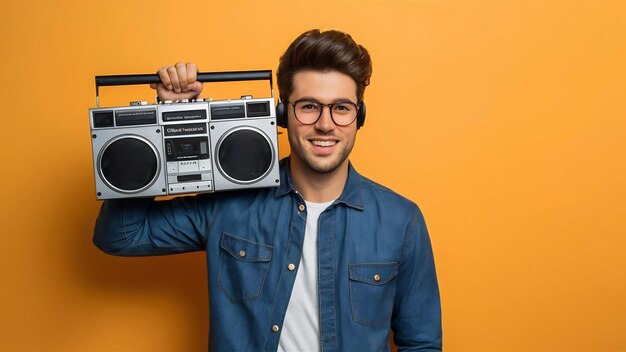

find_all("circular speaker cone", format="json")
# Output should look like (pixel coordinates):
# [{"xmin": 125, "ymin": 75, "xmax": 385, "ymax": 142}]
[
  {"xmin": 99, "ymin": 136, "xmax": 160, "ymax": 192},
  {"xmin": 217, "ymin": 128, "xmax": 273, "ymax": 183}
]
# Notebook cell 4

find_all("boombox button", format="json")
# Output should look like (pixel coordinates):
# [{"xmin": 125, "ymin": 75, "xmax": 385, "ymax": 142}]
[
  {"xmin": 178, "ymin": 160, "xmax": 199, "ymax": 173},
  {"xmin": 167, "ymin": 162, "xmax": 178, "ymax": 174},
  {"xmin": 199, "ymin": 159, "xmax": 211, "ymax": 171}
]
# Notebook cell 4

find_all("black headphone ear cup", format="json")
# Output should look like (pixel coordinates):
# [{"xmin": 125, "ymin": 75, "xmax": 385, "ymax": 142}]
[
  {"xmin": 357, "ymin": 101, "xmax": 366, "ymax": 129},
  {"xmin": 276, "ymin": 101, "xmax": 287, "ymax": 128}
]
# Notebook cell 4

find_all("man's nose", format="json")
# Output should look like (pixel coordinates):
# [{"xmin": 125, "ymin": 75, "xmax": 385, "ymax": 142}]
[{"xmin": 315, "ymin": 105, "xmax": 335, "ymax": 131}]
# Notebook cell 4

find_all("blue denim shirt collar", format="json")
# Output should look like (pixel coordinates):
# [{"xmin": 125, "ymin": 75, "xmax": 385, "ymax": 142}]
[{"xmin": 274, "ymin": 157, "xmax": 364, "ymax": 211}]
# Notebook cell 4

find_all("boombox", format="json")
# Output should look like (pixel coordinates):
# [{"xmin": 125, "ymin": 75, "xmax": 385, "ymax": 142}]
[{"xmin": 89, "ymin": 71, "xmax": 280, "ymax": 200}]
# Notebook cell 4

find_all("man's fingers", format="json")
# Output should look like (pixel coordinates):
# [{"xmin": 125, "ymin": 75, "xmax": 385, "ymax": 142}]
[
  {"xmin": 186, "ymin": 62, "xmax": 198, "ymax": 87},
  {"xmin": 158, "ymin": 66, "xmax": 173, "ymax": 90},
  {"xmin": 153, "ymin": 63, "xmax": 201, "ymax": 100},
  {"xmin": 175, "ymin": 62, "xmax": 188, "ymax": 92},
  {"xmin": 166, "ymin": 66, "xmax": 181, "ymax": 93},
  {"xmin": 188, "ymin": 81, "xmax": 203, "ymax": 95}
]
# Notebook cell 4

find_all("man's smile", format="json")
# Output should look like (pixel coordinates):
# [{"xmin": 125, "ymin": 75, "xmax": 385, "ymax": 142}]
[{"xmin": 310, "ymin": 139, "xmax": 338, "ymax": 147}]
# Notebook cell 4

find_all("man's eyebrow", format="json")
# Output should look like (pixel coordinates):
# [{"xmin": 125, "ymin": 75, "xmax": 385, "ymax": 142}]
[{"xmin": 294, "ymin": 96, "xmax": 356, "ymax": 103}]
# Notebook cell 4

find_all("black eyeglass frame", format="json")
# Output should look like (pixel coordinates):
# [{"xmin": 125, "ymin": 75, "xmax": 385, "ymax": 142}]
[{"xmin": 289, "ymin": 98, "xmax": 360, "ymax": 126}]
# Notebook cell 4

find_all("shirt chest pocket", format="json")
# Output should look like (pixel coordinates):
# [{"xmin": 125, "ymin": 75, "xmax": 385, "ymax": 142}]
[
  {"xmin": 349, "ymin": 262, "xmax": 398, "ymax": 327},
  {"xmin": 218, "ymin": 233, "xmax": 273, "ymax": 302}
]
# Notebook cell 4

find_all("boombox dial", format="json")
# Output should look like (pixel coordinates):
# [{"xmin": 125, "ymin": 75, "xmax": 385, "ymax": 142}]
[{"xmin": 90, "ymin": 70, "xmax": 280, "ymax": 200}]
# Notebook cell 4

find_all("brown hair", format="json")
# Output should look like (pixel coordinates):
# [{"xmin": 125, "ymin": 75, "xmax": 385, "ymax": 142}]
[{"xmin": 277, "ymin": 29, "xmax": 372, "ymax": 103}]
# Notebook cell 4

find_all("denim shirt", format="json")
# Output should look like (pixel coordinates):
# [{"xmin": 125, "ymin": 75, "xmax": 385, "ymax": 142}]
[{"xmin": 93, "ymin": 159, "xmax": 442, "ymax": 351}]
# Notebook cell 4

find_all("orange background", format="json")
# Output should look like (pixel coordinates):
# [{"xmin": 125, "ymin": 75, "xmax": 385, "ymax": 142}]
[{"xmin": 1, "ymin": 0, "xmax": 625, "ymax": 350}]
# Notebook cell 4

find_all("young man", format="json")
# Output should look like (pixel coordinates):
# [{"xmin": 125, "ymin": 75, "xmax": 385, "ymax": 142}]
[{"xmin": 94, "ymin": 29, "xmax": 442, "ymax": 351}]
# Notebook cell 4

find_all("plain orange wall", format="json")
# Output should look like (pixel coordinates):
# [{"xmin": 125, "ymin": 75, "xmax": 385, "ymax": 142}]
[{"xmin": 1, "ymin": 0, "xmax": 625, "ymax": 350}]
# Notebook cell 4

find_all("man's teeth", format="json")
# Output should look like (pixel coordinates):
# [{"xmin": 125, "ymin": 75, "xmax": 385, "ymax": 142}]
[{"xmin": 312, "ymin": 140, "xmax": 336, "ymax": 147}]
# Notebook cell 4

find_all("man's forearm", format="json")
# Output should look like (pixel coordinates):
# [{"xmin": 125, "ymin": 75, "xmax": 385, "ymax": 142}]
[{"xmin": 93, "ymin": 198, "xmax": 155, "ymax": 255}]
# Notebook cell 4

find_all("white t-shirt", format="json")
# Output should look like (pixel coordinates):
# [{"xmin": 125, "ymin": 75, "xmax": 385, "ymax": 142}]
[{"xmin": 278, "ymin": 199, "xmax": 334, "ymax": 352}]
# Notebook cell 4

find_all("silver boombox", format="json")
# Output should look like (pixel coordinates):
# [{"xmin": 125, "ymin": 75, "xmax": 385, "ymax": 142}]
[{"xmin": 89, "ymin": 70, "xmax": 280, "ymax": 200}]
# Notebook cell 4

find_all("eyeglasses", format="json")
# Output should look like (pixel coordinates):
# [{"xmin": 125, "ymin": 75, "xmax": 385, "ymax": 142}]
[{"xmin": 290, "ymin": 98, "xmax": 359, "ymax": 126}]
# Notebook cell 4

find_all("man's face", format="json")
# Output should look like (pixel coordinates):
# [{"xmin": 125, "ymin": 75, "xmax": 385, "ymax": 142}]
[{"xmin": 287, "ymin": 70, "xmax": 358, "ymax": 175}]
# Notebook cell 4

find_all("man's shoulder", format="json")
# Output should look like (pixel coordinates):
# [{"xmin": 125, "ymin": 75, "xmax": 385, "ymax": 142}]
[
  {"xmin": 350, "ymin": 172, "xmax": 428, "ymax": 235},
  {"xmin": 356, "ymin": 173, "xmax": 419, "ymax": 213}
]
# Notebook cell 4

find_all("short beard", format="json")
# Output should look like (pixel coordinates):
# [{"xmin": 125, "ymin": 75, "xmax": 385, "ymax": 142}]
[{"xmin": 291, "ymin": 140, "xmax": 354, "ymax": 175}]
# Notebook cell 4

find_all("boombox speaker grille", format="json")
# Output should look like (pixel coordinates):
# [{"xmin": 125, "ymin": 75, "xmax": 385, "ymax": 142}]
[
  {"xmin": 99, "ymin": 136, "xmax": 160, "ymax": 192},
  {"xmin": 217, "ymin": 129, "xmax": 273, "ymax": 183}
]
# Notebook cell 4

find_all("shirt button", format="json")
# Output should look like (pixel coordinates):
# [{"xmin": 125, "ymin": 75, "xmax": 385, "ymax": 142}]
[
  {"xmin": 374, "ymin": 274, "xmax": 381, "ymax": 282},
  {"xmin": 272, "ymin": 325, "xmax": 280, "ymax": 333},
  {"xmin": 298, "ymin": 204, "xmax": 305, "ymax": 211},
  {"xmin": 239, "ymin": 250, "xmax": 246, "ymax": 258},
  {"xmin": 288, "ymin": 263, "xmax": 296, "ymax": 271}
]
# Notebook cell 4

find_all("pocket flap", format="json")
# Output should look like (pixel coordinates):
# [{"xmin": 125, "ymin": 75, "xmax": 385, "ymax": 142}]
[
  {"xmin": 349, "ymin": 262, "xmax": 398, "ymax": 285},
  {"xmin": 221, "ymin": 233, "xmax": 273, "ymax": 262}
]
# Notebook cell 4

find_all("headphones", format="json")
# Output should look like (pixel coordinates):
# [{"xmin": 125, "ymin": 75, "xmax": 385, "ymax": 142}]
[{"xmin": 276, "ymin": 101, "xmax": 366, "ymax": 129}]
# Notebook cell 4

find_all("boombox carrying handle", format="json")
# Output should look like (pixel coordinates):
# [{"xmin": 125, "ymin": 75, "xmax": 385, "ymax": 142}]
[{"xmin": 94, "ymin": 70, "xmax": 273, "ymax": 107}]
